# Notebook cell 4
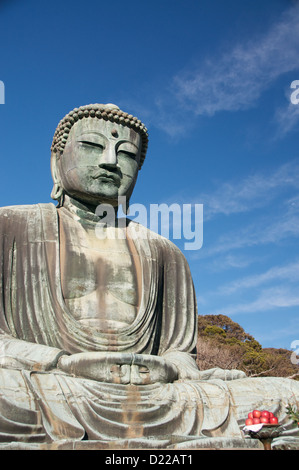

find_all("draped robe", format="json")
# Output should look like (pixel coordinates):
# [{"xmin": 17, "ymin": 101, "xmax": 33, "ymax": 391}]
[{"xmin": 0, "ymin": 203, "xmax": 298, "ymax": 450}]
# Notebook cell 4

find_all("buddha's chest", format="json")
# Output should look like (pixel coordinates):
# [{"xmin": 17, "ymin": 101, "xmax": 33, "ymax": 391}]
[{"xmin": 58, "ymin": 211, "xmax": 141, "ymax": 329}]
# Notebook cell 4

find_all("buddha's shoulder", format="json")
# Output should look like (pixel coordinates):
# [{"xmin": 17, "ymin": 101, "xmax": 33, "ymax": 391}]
[{"xmin": 0, "ymin": 202, "xmax": 56, "ymax": 220}]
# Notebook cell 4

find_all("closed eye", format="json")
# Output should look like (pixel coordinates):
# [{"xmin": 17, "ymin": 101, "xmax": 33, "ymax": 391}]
[
  {"xmin": 117, "ymin": 149, "xmax": 136, "ymax": 159},
  {"xmin": 79, "ymin": 140, "xmax": 104, "ymax": 150}
]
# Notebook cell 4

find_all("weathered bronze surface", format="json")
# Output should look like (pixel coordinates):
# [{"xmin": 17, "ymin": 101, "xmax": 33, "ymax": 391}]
[{"xmin": 0, "ymin": 103, "xmax": 298, "ymax": 450}]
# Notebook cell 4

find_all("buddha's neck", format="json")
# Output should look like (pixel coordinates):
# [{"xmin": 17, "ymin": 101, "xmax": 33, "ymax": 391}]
[{"xmin": 62, "ymin": 195, "xmax": 118, "ymax": 224}]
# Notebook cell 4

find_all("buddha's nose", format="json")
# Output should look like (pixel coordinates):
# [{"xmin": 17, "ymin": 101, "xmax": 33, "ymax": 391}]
[{"xmin": 99, "ymin": 143, "xmax": 117, "ymax": 167}]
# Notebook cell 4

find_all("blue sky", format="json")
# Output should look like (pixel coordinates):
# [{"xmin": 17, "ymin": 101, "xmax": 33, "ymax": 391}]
[{"xmin": 0, "ymin": 0, "xmax": 299, "ymax": 350}]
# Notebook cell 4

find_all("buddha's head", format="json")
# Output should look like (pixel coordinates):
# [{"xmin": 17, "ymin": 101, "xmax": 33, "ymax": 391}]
[{"xmin": 50, "ymin": 104, "xmax": 148, "ymax": 208}]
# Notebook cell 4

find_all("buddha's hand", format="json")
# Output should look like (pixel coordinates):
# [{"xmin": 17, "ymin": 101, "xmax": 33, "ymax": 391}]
[{"xmin": 57, "ymin": 352, "xmax": 178, "ymax": 385}]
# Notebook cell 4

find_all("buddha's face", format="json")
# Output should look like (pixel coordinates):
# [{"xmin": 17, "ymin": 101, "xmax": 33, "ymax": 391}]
[{"xmin": 55, "ymin": 117, "xmax": 141, "ymax": 207}]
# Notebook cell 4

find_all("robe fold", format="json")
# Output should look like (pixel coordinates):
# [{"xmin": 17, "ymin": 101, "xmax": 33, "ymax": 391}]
[{"xmin": 0, "ymin": 203, "xmax": 298, "ymax": 450}]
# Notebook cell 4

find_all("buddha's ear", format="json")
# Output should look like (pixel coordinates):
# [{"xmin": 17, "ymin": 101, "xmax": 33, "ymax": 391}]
[{"xmin": 50, "ymin": 151, "xmax": 65, "ymax": 206}]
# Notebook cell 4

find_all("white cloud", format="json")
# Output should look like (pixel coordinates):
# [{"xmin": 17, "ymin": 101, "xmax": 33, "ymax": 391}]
[
  {"xmin": 200, "ymin": 209, "xmax": 299, "ymax": 259},
  {"xmin": 129, "ymin": 5, "xmax": 299, "ymax": 138},
  {"xmin": 198, "ymin": 160, "xmax": 299, "ymax": 220},
  {"xmin": 168, "ymin": 160, "xmax": 299, "ymax": 220},
  {"xmin": 257, "ymin": 317, "xmax": 299, "ymax": 346},
  {"xmin": 207, "ymin": 253, "xmax": 264, "ymax": 272},
  {"xmin": 184, "ymin": 159, "xmax": 299, "ymax": 264},
  {"xmin": 217, "ymin": 260, "xmax": 299, "ymax": 296},
  {"xmin": 172, "ymin": 5, "xmax": 299, "ymax": 117},
  {"xmin": 274, "ymin": 101, "xmax": 299, "ymax": 137},
  {"xmin": 210, "ymin": 286, "xmax": 299, "ymax": 317}
]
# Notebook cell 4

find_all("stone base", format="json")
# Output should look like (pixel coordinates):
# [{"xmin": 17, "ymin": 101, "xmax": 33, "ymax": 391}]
[{"xmin": 0, "ymin": 436, "xmax": 263, "ymax": 450}]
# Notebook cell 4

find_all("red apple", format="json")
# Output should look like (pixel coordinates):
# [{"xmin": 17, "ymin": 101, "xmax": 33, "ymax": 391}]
[
  {"xmin": 268, "ymin": 412, "xmax": 274, "ymax": 418},
  {"xmin": 245, "ymin": 418, "xmax": 254, "ymax": 426},
  {"xmin": 253, "ymin": 418, "xmax": 261, "ymax": 424},
  {"xmin": 248, "ymin": 412, "xmax": 253, "ymax": 419},
  {"xmin": 270, "ymin": 417, "xmax": 278, "ymax": 424},
  {"xmin": 260, "ymin": 416, "xmax": 269, "ymax": 423},
  {"xmin": 261, "ymin": 411, "xmax": 270, "ymax": 418},
  {"xmin": 253, "ymin": 410, "xmax": 261, "ymax": 418}
]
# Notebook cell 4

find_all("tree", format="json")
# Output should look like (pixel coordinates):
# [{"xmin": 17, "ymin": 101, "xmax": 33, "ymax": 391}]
[{"xmin": 197, "ymin": 314, "xmax": 299, "ymax": 380}]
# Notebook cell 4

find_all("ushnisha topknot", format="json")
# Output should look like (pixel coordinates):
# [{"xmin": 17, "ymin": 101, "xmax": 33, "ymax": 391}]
[{"xmin": 51, "ymin": 103, "xmax": 149, "ymax": 169}]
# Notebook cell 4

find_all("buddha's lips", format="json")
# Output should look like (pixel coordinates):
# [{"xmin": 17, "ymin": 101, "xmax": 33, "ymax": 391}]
[{"xmin": 92, "ymin": 169, "xmax": 121, "ymax": 186}]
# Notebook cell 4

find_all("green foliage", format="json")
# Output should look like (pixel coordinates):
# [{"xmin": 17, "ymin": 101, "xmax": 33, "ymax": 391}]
[
  {"xmin": 286, "ymin": 404, "xmax": 299, "ymax": 427},
  {"xmin": 225, "ymin": 337, "xmax": 242, "ymax": 346},
  {"xmin": 242, "ymin": 348, "xmax": 270, "ymax": 376},
  {"xmin": 244, "ymin": 339, "xmax": 262, "ymax": 351},
  {"xmin": 204, "ymin": 325, "xmax": 226, "ymax": 338}
]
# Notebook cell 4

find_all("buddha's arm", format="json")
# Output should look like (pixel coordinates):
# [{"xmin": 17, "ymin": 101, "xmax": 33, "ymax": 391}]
[
  {"xmin": 197, "ymin": 367, "xmax": 246, "ymax": 380},
  {"xmin": 161, "ymin": 350, "xmax": 246, "ymax": 381},
  {"xmin": 0, "ymin": 334, "xmax": 67, "ymax": 371},
  {"xmin": 159, "ymin": 244, "xmax": 246, "ymax": 381}
]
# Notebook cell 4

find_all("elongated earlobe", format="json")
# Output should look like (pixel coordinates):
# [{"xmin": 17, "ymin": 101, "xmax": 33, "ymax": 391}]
[{"xmin": 50, "ymin": 152, "xmax": 65, "ymax": 206}]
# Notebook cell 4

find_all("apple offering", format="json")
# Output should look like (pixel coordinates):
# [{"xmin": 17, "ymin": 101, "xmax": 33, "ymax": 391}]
[{"xmin": 245, "ymin": 410, "xmax": 279, "ymax": 426}]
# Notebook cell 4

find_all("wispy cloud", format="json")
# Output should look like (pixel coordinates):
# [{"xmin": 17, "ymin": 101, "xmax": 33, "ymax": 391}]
[
  {"xmin": 201, "ymin": 206, "xmax": 299, "ymax": 259},
  {"xmin": 257, "ymin": 317, "xmax": 299, "ymax": 346},
  {"xmin": 177, "ymin": 159, "xmax": 299, "ymax": 263},
  {"xmin": 210, "ymin": 285, "xmax": 299, "ymax": 317},
  {"xmin": 193, "ymin": 162, "xmax": 299, "ymax": 340},
  {"xmin": 274, "ymin": 100, "xmax": 299, "ymax": 137},
  {"xmin": 198, "ymin": 160, "xmax": 299, "ymax": 220},
  {"xmin": 207, "ymin": 253, "xmax": 265, "ymax": 272},
  {"xmin": 172, "ymin": 6, "xmax": 299, "ymax": 117},
  {"xmin": 217, "ymin": 260, "xmax": 299, "ymax": 296},
  {"xmin": 138, "ymin": 5, "xmax": 299, "ymax": 137},
  {"xmin": 167, "ymin": 160, "xmax": 299, "ymax": 219}
]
